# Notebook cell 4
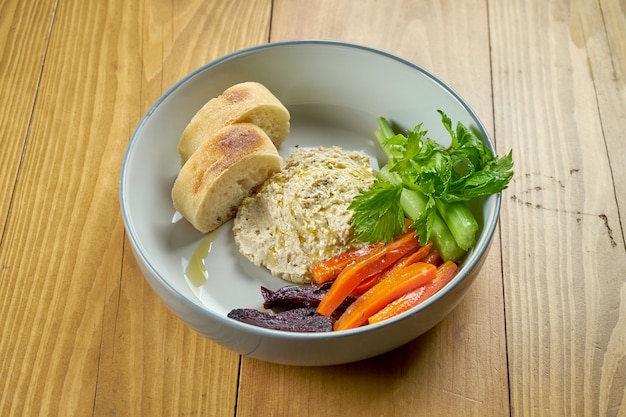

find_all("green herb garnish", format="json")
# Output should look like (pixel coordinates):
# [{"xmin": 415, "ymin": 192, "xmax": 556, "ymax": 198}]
[{"xmin": 349, "ymin": 111, "xmax": 513, "ymax": 261}]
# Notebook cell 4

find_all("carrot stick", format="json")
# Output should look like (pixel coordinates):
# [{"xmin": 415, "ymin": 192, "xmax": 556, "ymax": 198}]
[
  {"xmin": 367, "ymin": 260, "xmax": 458, "ymax": 325},
  {"xmin": 333, "ymin": 262, "xmax": 437, "ymax": 331},
  {"xmin": 367, "ymin": 287, "xmax": 426, "ymax": 324},
  {"xmin": 350, "ymin": 242, "xmax": 432, "ymax": 296},
  {"xmin": 402, "ymin": 241, "xmax": 432, "ymax": 266},
  {"xmin": 311, "ymin": 243, "xmax": 382, "ymax": 284},
  {"xmin": 316, "ymin": 230, "xmax": 421, "ymax": 317},
  {"xmin": 350, "ymin": 271, "xmax": 383, "ymax": 296},
  {"xmin": 415, "ymin": 260, "xmax": 457, "ymax": 302},
  {"xmin": 422, "ymin": 247, "xmax": 442, "ymax": 266}
]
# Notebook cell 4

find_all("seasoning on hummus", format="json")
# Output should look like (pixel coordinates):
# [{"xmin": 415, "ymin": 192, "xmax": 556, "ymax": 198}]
[{"xmin": 232, "ymin": 146, "xmax": 376, "ymax": 284}]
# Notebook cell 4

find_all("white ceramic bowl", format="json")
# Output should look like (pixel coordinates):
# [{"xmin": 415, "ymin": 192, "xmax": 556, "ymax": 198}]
[{"xmin": 120, "ymin": 40, "xmax": 501, "ymax": 366}]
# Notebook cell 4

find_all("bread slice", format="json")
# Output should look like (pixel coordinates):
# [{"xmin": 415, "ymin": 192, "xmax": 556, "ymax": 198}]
[
  {"xmin": 172, "ymin": 123, "xmax": 283, "ymax": 233},
  {"xmin": 177, "ymin": 82, "xmax": 290, "ymax": 164}
]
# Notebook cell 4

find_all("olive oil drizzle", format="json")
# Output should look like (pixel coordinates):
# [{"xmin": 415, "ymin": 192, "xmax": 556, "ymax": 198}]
[{"xmin": 185, "ymin": 230, "xmax": 219, "ymax": 286}]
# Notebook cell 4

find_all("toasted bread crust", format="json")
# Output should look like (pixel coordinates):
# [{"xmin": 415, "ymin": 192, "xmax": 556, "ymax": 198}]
[
  {"xmin": 172, "ymin": 123, "xmax": 283, "ymax": 233},
  {"xmin": 177, "ymin": 82, "xmax": 289, "ymax": 164}
]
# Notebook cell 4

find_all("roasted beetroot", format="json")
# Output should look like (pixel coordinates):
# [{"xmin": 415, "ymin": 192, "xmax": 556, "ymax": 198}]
[
  {"xmin": 261, "ymin": 285, "xmax": 324, "ymax": 312},
  {"xmin": 227, "ymin": 283, "xmax": 357, "ymax": 332},
  {"xmin": 227, "ymin": 307, "xmax": 332, "ymax": 332}
]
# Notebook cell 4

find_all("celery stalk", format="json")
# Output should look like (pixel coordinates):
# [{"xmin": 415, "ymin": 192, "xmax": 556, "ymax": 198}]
[
  {"xmin": 434, "ymin": 200, "xmax": 478, "ymax": 251},
  {"xmin": 375, "ymin": 117, "xmax": 402, "ymax": 162},
  {"xmin": 377, "ymin": 166, "xmax": 466, "ymax": 261},
  {"xmin": 401, "ymin": 190, "xmax": 466, "ymax": 261}
]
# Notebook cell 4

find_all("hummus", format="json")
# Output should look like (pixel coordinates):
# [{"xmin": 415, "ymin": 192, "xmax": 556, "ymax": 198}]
[{"xmin": 233, "ymin": 146, "xmax": 376, "ymax": 283}]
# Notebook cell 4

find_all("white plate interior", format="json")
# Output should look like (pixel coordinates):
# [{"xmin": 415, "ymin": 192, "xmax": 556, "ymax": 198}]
[{"xmin": 121, "ymin": 42, "xmax": 496, "ymax": 320}]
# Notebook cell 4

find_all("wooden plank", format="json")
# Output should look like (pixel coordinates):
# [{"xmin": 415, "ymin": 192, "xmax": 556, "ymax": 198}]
[
  {"xmin": 93, "ymin": 0, "xmax": 272, "ymax": 414},
  {"xmin": 489, "ymin": 0, "xmax": 626, "ymax": 415},
  {"xmin": 234, "ymin": 1, "xmax": 510, "ymax": 416},
  {"xmin": 587, "ymin": 1, "xmax": 626, "ymax": 412},
  {"xmin": 271, "ymin": 0, "xmax": 495, "ymax": 127},
  {"xmin": 94, "ymin": 246, "xmax": 241, "ymax": 417},
  {"xmin": 91, "ymin": 0, "xmax": 272, "ymax": 415},
  {"xmin": 593, "ymin": 0, "xmax": 626, "ymax": 227},
  {"xmin": 0, "ymin": 0, "xmax": 270, "ymax": 415},
  {"xmin": 0, "ymin": 0, "xmax": 56, "ymax": 239}
]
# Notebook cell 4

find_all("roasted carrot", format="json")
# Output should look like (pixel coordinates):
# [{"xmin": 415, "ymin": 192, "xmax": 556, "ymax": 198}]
[
  {"xmin": 350, "ymin": 242, "xmax": 433, "ymax": 296},
  {"xmin": 311, "ymin": 243, "xmax": 381, "ymax": 284},
  {"xmin": 367, "ymin": 260, "xmax": 458, "ymax": 325},
  {"xmin": 316, "ymin": 230, "xmax": 421, "ymax": 317},
  {"xmin": 367, "ymin": 287, "xmax": 427, "ymax": 324},
  {"xmin": 333, "ymin": 262, "xmax": 437, "ymax": 331},
  {"xmin": 415, "ymin": 260, "xmax": 458, "ymax": 303},
  {"xmin": 350, "ymin": 271, "xmax": 384, "ymax": 296},
  {"xmin": 402, "ymin": 241, "xmax": 432, "ymax": 266},
  {"xmin": 422, "ymin": 247, "xmax": 443, "ymax": 266}
]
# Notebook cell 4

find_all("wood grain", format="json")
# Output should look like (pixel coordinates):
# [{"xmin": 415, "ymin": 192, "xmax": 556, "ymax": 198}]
[
  {"xmin": 490, "ymin": 0, "xmax": 626, "ymax": 415},
  {"xmin": 89, "ymin": 0, "xmax": 272, "ymax": 413},
  {"xmin": 591, "ymin": 0, "xmax": 626, "ymax": 224},
  {"xmin": 0, "ymin": 0, "xmax": 57, "ymax": 240},
  {"xmin": 0, "ymin": 0, "xmax": 269, "ymax": 416},
  {"xmin": 271, "ymin": 0, "xmax": 494, "ymax": 128}
]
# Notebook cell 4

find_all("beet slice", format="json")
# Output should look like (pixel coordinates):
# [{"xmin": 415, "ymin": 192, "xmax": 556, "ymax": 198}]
[
  {"xmin": 227, "ymin": 284, "xmax": 359, "ymax": 332},
  {"xmin": 227, "ymin": 307, "xmax": 333, "ymax": 333},
  {"xmin": 261, "ymin": 286, "xmax": 323, "ymax": 312}
]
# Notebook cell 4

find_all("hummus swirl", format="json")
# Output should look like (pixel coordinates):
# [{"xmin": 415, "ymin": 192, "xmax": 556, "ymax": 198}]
[{"xmin": 233, "ymin": 146, "xmax": 375, "ymax": 283}]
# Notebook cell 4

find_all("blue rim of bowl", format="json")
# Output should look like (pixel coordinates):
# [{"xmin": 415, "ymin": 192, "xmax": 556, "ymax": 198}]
[{"xmin": 119, "ymin": 39, "xmax": 501, "ymax": 339}]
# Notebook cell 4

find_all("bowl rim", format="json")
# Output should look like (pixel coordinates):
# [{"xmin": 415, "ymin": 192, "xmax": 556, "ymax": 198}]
[{"xmin": 119, "ymin": 39, "xmax": 501, "ymax": 340}]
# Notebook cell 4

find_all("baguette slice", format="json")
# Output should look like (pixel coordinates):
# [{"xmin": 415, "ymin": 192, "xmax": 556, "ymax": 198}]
[
  {"xmin": 177, "ymin": 82, "xmax": 290, "ymax": 164},
  {"xmin": 172, "ymin": 123, "xmax": 283, "ymax": 233}
]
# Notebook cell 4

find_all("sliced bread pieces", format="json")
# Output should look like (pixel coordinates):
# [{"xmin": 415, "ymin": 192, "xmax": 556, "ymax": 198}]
[
  {"xmin": 177, "ymin": 81, "xmax": 290, "ymax": 164},
  {"xmin": 172, "ymin": 123, "xmax": 283, "ymax": 233}
]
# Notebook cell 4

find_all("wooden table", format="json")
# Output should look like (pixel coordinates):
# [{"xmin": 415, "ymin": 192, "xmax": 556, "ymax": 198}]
[{"xmin": 1, "ymin": 0, "xmax": 624, "ymax": 415}]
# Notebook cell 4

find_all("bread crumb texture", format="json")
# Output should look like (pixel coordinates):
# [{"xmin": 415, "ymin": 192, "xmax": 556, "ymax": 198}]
[{"xmin": 233, "ymin": 146, "xmax": 375, "ymax": 284}]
